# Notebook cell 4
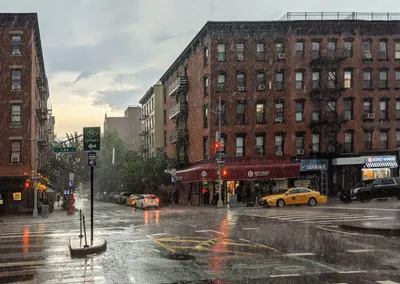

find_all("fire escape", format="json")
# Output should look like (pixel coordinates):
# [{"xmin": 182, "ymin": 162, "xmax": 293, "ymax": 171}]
[
  {"xmin": 168, "ymin": 76, "xmax": 189, "ymax": 167},
  {"xmin": 36, "ymin": 74, "xmax": 52, "ymax": 148},
  {"xmin": 308, "ymin": 48, "xmax": 347, "ymax": 156}
]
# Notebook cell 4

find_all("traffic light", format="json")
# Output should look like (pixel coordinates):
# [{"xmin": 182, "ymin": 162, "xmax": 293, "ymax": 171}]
[
  {"xmin": 24, "ymin": 180, "xmax": 31, "ymax": 189},
  {"xmin": 214, "ymin": 142, "xmax": 221, "ymax": 151},
  {"xmin": 222, "ymin": 169, "xmax": 228, "ymax": 177}
]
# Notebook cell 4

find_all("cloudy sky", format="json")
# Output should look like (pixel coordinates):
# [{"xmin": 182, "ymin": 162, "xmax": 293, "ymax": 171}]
[{"xmin": 3, "ymin": 0, "xmax": 399, "ymax": 136}]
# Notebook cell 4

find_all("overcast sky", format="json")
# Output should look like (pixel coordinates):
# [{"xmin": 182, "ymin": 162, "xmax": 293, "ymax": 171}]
[{"xmin": 3, "ymin": 0, "xmax": 399, "ymax": 136}]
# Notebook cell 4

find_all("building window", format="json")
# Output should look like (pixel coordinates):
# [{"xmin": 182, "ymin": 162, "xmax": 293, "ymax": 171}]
[
  {"xmin": 236, "ymin": 136, "xmax": 244, "ymax": 157},
  {"xmin": 344, "ymin": 40, "xmax": 353, "ymax": 58},
  {"xmin": 312, "ymin": 109, "xmax": 320, "ymax": 121},
  {"xmin": 328, "ymin": 101, "xmax": 336, "ymax": 112},
  {"xmin": 364, "ymin": 131, "xmax": 373, "ymax": 151},
  {"xmin": 312, "ymin": 71, "xmax": 320, "ymax": 89},
  {"xmin": 312, "ymin": 134, "xmax": 320, "ymax": 152},
  {"xmin": 11, "ymin": 140, "xmax": 21, "ymax": 163},
  {"xmin": 295, "ymin": 101, "xmax": 304, "ymax": 121},
  {"xmin": 236, "ymin": 103, "xmax": 245, "ymax": 125},
  {"xmin": 344, "ymin": 100, "xmax": 354, "ymax": 121},
  {"xmin": 296, "ymin": 133, "xmax": 304, "ymax": 152},
  {"xmin": 256, "ymin": 135, "xmax": 265, "ymax": 156},
  {"xmin": 216, "ymin": 100, "xmax": 226, "ymax": 125},
  {"xmin": 164, "ymin": 130, "xmax": 167, "ymax": 147},
  {"xmin": 364, "ymin": 101, "xmax": 372, "ymax": 118},
  {"xmin": 11, "ymin": 104, "xmax": 21, "ymax": 126},
  {"xmin": 220, "ymin": 136, "xmax": 226, "ymax": 153},
  {"xmin": 256, "ymin": 72, "xmax": 266, "ymax": 90},
  {"xmin": 312, "ymin": 42, "xmax": 320, "ymax": 59},
  {"xmin": 379, "ymin": 70, "xmax": 388, "ymax": 89},
  {"xmin": 11, "ymin": 70, "xmax": 21, "ymax": 90},
  {"xmin": 236, "ymin": 72, "xmax": 245, "ymax": 90},
  {"xmin": 163, "ymin": 88, "xmax": 166, "ymax": 104},
  {"xmin": 163, "ymin": 110, "xmax": 166, "ymax": 125},
  {"xmin": 380, "ymin": 131, "xmax": 388, "ymax": 150},
  {"xmin": 397, "ymin": 131, "xmax": 400, "ymax": 148},
  {"xmin": 204, "ymin": 46, "xmax": 209, "ymax": 65},
  {"xmin": 203, "ymin": 137, "xmax": 208, "ymax": 159},
  {"xmin": 275, "ymin": 72, "xmax": 283, "ymax": 90},
  {"xmin": 256, "ymin": 103, "xmax": 265, "ymax": 124},
  {"xmin": 344, "ymin": 132, "xmax": 354, "ymax": 153},
  {"xmin": 275, "ymin": 42, "xmax": 284, "ymax": 54},
  {"xmin": 236, "ymin": 42, "xmax": 244, "ymax": 60},
  {"xmin": 275, "ymin": 102, "xmax": 284, "ymax": 122},
  {"xmin": 379, "ymin": 40, "xmax": 388, "ymax": 59},
  {"xmin": 295, "ymin": 71, "xmax": 303, "ymax": 90},
  {"xmin": 11, "ymin": 35, "xmax": 21, "ymax": 55},
  {"xmin": 217, "ymin": 73, "xmax": 226, "ymax": 90},
  {"xmin": 363, "ymin": 70, "xmax": 372, "ymax": 89},
  {"xmin": 363, "ymin": 41, "xmax": 371, "ymax": 58},
  {"xmin": 295, "ymin": 41, "xmax": 304, "ymax": 59},
  {"xmin": 218, "ymin": 43, "xmax": 226, "ymax": 61},
  {"xmin": 275, "ymin": 134, "xmax": 284, "ymax": 154},
  {"xmin": 396, "ymin": 71, "xmax": 400, "ymax": 88},
  {"xmin": 328, "ymin": 71, "xmax": 336, "ymax": 89},
  {"xmin": 380, "ymin": 100, "xmax": 388, "ymax": 120},
  {"xmin": 203, "ymin": 104, "xmax": 208, "ymax": 128},
  {"xmin": 203, "ymin": 76, "xmax": 209, "ymax": 96},
  {"xmin": 344, "ymin": 70, "xmax": 352, "ymax": 89},
  {"xmin": 397, "ymin": 101, "xmax": 400, "ymax": 119},
  {"xmin": 256, "ymin": 43, "xmax": 265, "ymax": 60},
  {"xmin": 327, "ymin": 40, "xmax": 336, "ymax": 58},
  {"xmin": 396, "ymin": 41, "xmax": 400, "ymax": 59}
]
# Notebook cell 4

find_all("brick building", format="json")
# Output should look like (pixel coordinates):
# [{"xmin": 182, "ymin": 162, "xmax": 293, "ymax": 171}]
[
  {"xmin": 160, "ymin": 12, "xmax": 400, "ymax": 203},
  {"xmin": 139, "ymin": 82, "xmax": 165, "ymax": 159},
  {"xmin": 103, "ymin": 106, "xmax": 141, "ymax": 151},
  {"xmin": 0, "ymin": 14, "xmax": 53, "ymax": 214}
]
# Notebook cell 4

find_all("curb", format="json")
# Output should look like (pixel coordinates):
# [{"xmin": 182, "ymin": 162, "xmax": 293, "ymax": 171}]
[
  {"xmin": 339, "ymin": 224, "xmax": 400, "ymax": 236},
  {"xmin": 69, "ymin": 237, "xmax": 107, "ymax": 257}
]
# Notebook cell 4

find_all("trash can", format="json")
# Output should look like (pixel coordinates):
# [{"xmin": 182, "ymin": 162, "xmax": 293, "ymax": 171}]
[{"xmin": 41, "ymin": 205, "xmax": 49, "ymax": 218}]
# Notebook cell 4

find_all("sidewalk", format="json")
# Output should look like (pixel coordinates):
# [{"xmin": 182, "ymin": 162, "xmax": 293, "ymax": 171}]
[{"xmin": 339, "ymin": 220, "xmax": 400, "ymax": 236}]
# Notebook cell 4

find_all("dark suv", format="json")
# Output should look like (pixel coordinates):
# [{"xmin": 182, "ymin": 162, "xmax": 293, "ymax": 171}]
[{"xmin": 345, "ymin": 178, "xmax": 400, "ymax": 203}]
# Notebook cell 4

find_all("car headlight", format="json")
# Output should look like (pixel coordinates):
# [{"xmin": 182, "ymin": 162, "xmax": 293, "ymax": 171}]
[
  {"xmin": 267, "ymin": 198, "xmax": 275, "ymax": 201},
  {"xmin": 352, "ymin": 188, "xmax": 360, "ymax": 194}
]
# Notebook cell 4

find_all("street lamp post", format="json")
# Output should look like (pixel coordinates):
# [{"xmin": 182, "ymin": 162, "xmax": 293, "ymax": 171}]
[
  {"xmin": 33, "ymin": 137, "xmax": 39, "ymax": 217},
  {"xmin": 216, "ymin": 92, "xmax": 237, "ymax": 208}
]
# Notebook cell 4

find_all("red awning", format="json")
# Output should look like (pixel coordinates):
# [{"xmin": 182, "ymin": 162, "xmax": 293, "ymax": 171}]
[{"xmin": 176, "ymin": 159, "xmax": 300, "ymax": 183}]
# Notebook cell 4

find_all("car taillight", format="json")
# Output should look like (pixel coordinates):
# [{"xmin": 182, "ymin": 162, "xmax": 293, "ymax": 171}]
[
  {"xmin": 158, "ymin": 198, "xmax": 160, "ymax": 203},
  {"xmin": 144, "ymin": 199, "xmax": 148, "ymax": 203}
]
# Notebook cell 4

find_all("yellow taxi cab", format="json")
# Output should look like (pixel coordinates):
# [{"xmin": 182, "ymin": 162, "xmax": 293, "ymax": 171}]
[
  {"xmin": 260, "ymin": 187, "xmax": 327, "ymax": 208},
  {"xmin": 127, "ymin": 195, "xmax": 139, "ymax": 207}
]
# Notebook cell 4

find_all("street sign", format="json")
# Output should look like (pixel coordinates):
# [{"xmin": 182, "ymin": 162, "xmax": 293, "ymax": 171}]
[
  {"xmin": 171, "ymin": 168, "xmax": 176, "ymax": 176},
  {"xmin": 68, "ymin": 180, "xmax": 75, "ymax": 187},
  {"xmin": 83, "ymin": 127, "xmax": 101, "ymax": 151},
  {"xmin": 171, "ymin": 176, "xmax": 177, "ymax": 183},
  {"xmin": 88, "ymin": 152, "xmax": 96, "ymax": 167},
  {"xmin": 53, "ymin": 147, "xmax": 76, "ymax": 153}
]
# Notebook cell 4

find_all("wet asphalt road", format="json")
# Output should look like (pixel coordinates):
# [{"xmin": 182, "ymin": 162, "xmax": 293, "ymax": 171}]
[{"xmin": 1, "ymin": 199, "xmax": 400, "ymax": 283}]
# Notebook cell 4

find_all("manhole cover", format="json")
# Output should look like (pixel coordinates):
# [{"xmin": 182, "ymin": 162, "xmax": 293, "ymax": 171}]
[{"xmin": 167, "ymin": 253, "xmax": 195, "ymax": 261}]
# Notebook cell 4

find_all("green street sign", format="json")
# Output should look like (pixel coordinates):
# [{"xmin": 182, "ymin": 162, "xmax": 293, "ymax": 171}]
[
  {"xmin": 83, "ymin": 127, "xmax": 101, "ymax": 151},
  {"xmin": 53, "ymin": 147, "xmax": 77, "ymax": 153}
]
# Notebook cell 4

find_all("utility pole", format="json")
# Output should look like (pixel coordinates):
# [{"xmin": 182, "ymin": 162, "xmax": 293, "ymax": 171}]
[
  {"xmin": 33, "ymin": 137, "xmax": 39, "ymax": 217},
  {"xmin": 217, "ymin": 96, "xmax": 223, "ymax": 208}
]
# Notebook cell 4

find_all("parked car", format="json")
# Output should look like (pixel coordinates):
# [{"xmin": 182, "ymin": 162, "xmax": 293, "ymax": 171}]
[
  {"xmin": 126, "ymin": 195, "xmax": 139, "ymax": 206},
  {"xmin": 345, "ymin": 178, "xmax": 400, "ymax": 203},
  {"xmin": 117, "ymin": 192, "xmax": 132, "ymax": 204},
  {"xmin": 134, "ymin": 194, "xmax": 160, "ymax": 209}
]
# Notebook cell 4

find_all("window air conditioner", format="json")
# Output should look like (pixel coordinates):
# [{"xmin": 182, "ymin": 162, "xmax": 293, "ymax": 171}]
[
  {"xmin": 11, "ymin": 156, "xmax": 20, "ymax": 163},
  {"xmin": 297, "ymin": 149, "xmax": 305, "ymax": 155},
  {"xmin": 258, "ymin": 85, "xmax": 266, "ymax": 91},
  {"xmin": 12, "ymin": 83, "xmax": 21, "ymax": 90},
  {"xmin": 276, "ymin": 151, "xmax": 283, "ymax": 156},
  {"xmin": 277, "ymin": 53, "xmax": 286, "ymax": 59}
]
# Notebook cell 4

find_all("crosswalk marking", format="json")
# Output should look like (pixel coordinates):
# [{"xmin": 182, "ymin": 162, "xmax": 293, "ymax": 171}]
[
  {"xmin": 376, "ymin": 281, "xmax": 400, "ymax": 284},
  {"xmin": 233, "ymin": 211, "xmax": 394, "ymax": 225}
]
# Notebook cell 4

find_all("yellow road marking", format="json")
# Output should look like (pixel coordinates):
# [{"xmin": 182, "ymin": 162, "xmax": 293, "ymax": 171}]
[{"xmin": 151, "ymin": 238, "xmax": 176, "ymax": 253}]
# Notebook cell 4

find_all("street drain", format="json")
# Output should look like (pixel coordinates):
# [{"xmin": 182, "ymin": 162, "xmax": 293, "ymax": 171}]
[{"xmin": 167, "ymin": 253, "xmax": 195, "ymax": 261}]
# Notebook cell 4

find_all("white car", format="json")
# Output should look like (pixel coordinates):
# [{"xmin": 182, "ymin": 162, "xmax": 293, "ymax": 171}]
[{"xmin": 135, "ymin": 194, "xmax": 160, "ymax": 209}]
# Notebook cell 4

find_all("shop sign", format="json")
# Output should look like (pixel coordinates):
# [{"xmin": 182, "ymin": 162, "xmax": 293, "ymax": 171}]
[
  {"xmin": 300, "ymin": 159, "xmax": 328, "ymax": 172},
  {"xmin": 247, "ymin": 170, "xmax": 269, "ymax": 178},
  {"xmin": 13, "ymin": 192, "xmax": 21, "ymax": 201},
  {"xmin": 366, "ymin": 155, "xmax": 396, "ymax": 163}
]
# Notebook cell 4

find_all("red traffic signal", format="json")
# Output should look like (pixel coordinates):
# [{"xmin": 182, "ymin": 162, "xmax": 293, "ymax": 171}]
[
  {"xmin": 222, "ymin": 169, "xmax": 228, "ymax": 177},
  {"xmin": 24, "ymin": 180, "xmax": 31, "ymax": 189},
  {"xmin": 215, "ymin": 142, "xmax": 221, "ymax": 151}
]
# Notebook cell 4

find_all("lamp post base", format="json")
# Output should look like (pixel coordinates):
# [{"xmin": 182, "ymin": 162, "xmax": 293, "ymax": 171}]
[
  {"xmin": 217, "ymin": 199, "xmax": 224, "ymax": 208},
  {"xmin": 33, "ymin": 209, "xmax": 38, "ymax": 218}
]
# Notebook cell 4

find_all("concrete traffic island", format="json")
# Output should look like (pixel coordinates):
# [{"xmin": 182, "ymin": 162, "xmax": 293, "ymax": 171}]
[
  {"xmin": 69, "ymin": 237, "xmax": 107, "ymax": 257},
  {"xmin": 339, "ymin": 220, "xmax": 400, "ymax": 236}
]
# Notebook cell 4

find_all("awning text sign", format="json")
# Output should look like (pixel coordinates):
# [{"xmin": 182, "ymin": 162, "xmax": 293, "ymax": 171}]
[{"xmin": 367, "ymin": 156, "xmax": 396, "ymax": 163}]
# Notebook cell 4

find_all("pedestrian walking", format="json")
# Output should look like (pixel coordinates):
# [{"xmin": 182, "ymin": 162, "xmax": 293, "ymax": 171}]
[{"xmin": 57, "ymin": 193, "xmax": 60, "ymax": 207}]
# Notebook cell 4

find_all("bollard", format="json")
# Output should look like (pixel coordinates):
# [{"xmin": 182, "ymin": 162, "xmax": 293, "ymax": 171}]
[
  {"xmin": 82, "ymin": 215, "xmax": 89, "ymax": 248},
  {"xmin": 79, "ymin": 210, "xmax": 83, "ymax": 238}
]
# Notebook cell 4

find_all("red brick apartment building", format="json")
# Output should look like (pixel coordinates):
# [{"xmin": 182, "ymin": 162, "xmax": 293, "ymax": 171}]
[
  {"xmin": 160, "ymin": 12, "xmax": 400, "ymax": 203},
  {"xmin": 0, "ymin": 14, "xmax": 52, "ymax": 214}
]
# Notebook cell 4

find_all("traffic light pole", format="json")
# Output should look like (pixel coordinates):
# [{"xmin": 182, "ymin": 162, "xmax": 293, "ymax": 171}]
[
  {"xmin": 33, "ymin": 137, "xmax": 39, "ymax": 218},
  {"xmin": 217, "ymin": 97, "xmax": 223, "ymax": 208}
]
